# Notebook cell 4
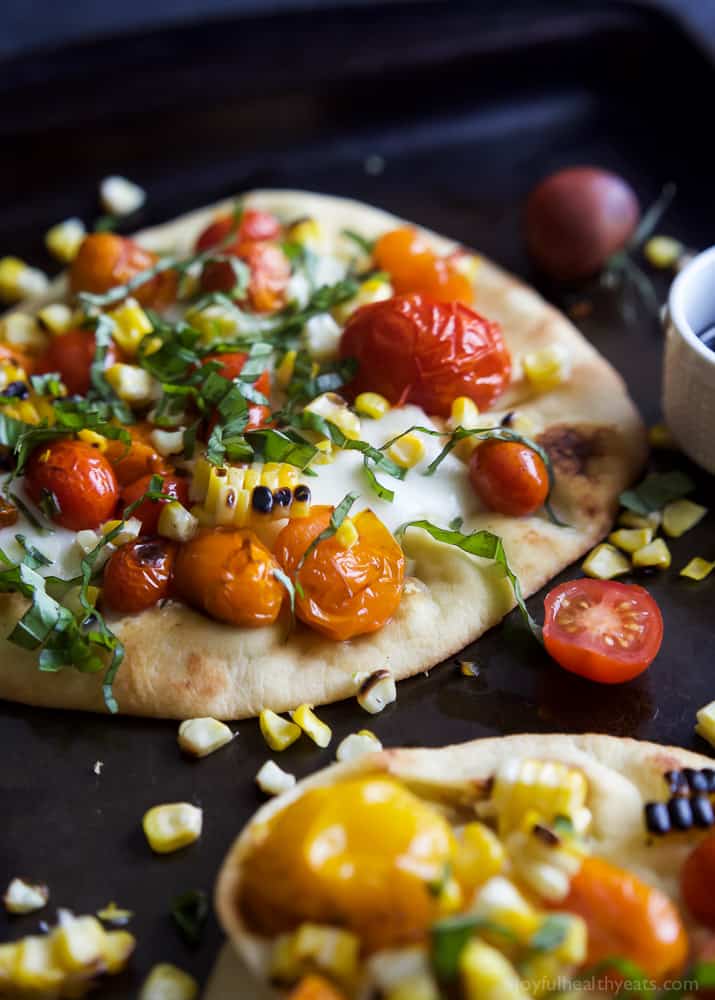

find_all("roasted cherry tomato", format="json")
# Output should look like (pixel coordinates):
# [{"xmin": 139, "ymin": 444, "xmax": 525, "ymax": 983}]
[
  {"xmin": 120, "ymin": 473, "xmax": 189, "ymax": 534},
  {"xmin": 681, "ymin": 831, "xmax": 715, "ymax": 928},
  {"xmin": 374, "ymin": 227, "xmax": 474, "ymax": 304},
  {"xmin": 286, "ymin": 976, "xmax": 347, "ymax": 1000},
  {"xmin": 201, "ymin": 239, "xmax": 290, "ymax": 312},
  {"xmin": 35, "ymin": 328, "xmax": 120, "ymax": 397},
  {"xmin": 469, "ymin": 439, "xmax": 549, "ymax": 516},
  {"xmin": 102, "ymin": 536, "xmax": 177, "ymax": 614},
  {"xmin": 274, "ymin": 506, "xmax": 405, "ymax": 641},
  {"xmin": 174, "ymin": 528, "xmax": 284, "ymax": 627},
  {"xmin": 104, "ymin": 422, "xmax": 171, "ymax": 487},
  {"xmin": 339, "ymin": 294, "xmax": 511, "ymax": 417},
  {"xmin": 195, "ymin": 209, "xmax": 281, "ymax": 252},
  {"xmin": 69, "ymin": 233, "xmax": 176, "ymax": 308},
  {"xmin": 0, "ymin": 342, "xmax": 35, "ymax": 373},
  {"xmin": 543, "ymin": 579, "xmax": 664, "ymax": 684},
  {"xmin": 560, "ymin": 855, "xmax": 687, "ymax": 981},
  {"xmin": 201, "ymin": 351, "xmax": 272, "ymax": 433},
  {"xmin": 24, "ymin": 438, "xmax": 119, "ymax": 530}
]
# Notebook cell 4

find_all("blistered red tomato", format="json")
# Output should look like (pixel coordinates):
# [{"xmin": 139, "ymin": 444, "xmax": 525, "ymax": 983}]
[
  {"xmin": 339, "ymin": 294, "xmax": 511, "ymax": 417},
  {"xmin": 24, "ymin": 438, "xmax": 119, "ymax": 530},
  {"xmin": 469, "ymin": 440, "xmax": 549, "ymax": 516},
  {"xmin": 201, "ymin": 352, "xmax": 272, "ymax": 432},
  {"xmin": 70, "ymin": 233, "xmax": 176, "ymax": 308},
  {"xmin": 681, "ymin": 832, "xmax": 715, "ymax": 929},
  {"xmin": 102, "ymin": 536, "xmax": 177, "ymax": 614},
  {"xmin": 35, "ymin": 328, "xmax": 120, "ymax": 397},
  {"xmin": 195, "ymin": 209, "xmax": 281, "ymax": 252},
  {"xmin": 543, "ymin": 579, "xmax": 664, "ymax": 683},
  {"xmin": 120, "ymin": 473, "xmax": 189, "ymax": 534},
  {"xmin": 201, "ymin": 240, "xmax": 290, "ymax": 312},
  {"xmin": 374, "ymin": 227, "xmax": 474, "ymax": 304},
  {"xmin": 104, "ymin": 423, "xmax": 171, "ymax": 487}
]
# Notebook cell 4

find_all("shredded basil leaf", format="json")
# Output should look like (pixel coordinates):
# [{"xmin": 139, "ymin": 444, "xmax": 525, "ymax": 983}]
[
  {"xmin": 272, "ymin": 566, "xmax": 296, "ymax": 623},
  {"xmin": 431, "ymin": 913, "xmax": 517, "ymax": 981},
  {"xmin": 171, "ymin": 889, "xmax": 208, "ymax": 947},
  {"xmin": 529, "ymin": 914, "xmax": 570, "ymax": 953},
  {"xmin": 619, "ymin": 470, "xmax": 695, "ymax": 515},
  {"xmin": 87, "ymin": 314, "xmax": 135, "ymax": 423},
  {"xmin": 341, "ymin": 229, "xmax": 375, "ymax": 256},
  {"xmin": 297, "ymin": 492, "xmax": 359, "ymax": 571},
  {"xmin": 14, "ymin": 534, "xmax": 52, "ymax": 569}
]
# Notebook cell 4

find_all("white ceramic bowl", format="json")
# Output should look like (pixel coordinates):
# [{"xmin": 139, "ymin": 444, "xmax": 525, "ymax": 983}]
[{"xmin": 663, "ymin": 244, "xmax": 715, "ymax": 473}]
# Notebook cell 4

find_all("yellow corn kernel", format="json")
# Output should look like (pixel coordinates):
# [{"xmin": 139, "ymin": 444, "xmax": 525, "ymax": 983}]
[
  {"xmin": 644, "ymin": 235, "xmax": 684, "ymax": 269},
  {"xmin": 632, "ymin": 537, "xmax": 671, "ymax": 569},
  {"xmin": 142, "ymin": 803, "xmax": 203, "ymax": 854},
  {"xmin": 109, "ymin": 297, "xmax": 153, "ymax": 356},
  {"xmin": 618, "ymin": 508, "xmax": 662, "ymax": 531},
  {"xmin": 45, "ymin": 217, "xmax": 86, "ymax": 263},
  {"xmin": 608, "ymin": 527, "xmax": 653, "ymax": 553},
  {"xmin": 522, "ymin": 344, "xmax": 570, "ymax": 391},
  {"xmin": 436, "ymin": 876, "xmax": 463, "ymax": 916},
  {"xmin": 186, "ymin": 302, "xmax": 240, "ymax": 340},
  {"xmin": 101, "ymin": 517, "xmax": 141, "ymax": 546},
  {"xmin": 105, "ymin": 363, "xmax": 155, "ymax": 404},
  {"xmin": 387, "ymin": 432, "xmax": 426, "ymax": 469},
  {"xmin": 305, "ymin": 392, "xmax": 361, "ymax": 440},
  {"xmin": 291, "ymin": 704, "xmax": 332, "ymax": 748},
  {"xmin": 13, "ymin": 935, "xmax": 63, "ymax": 990},
  {"xmin": 648, "ymin": 422, "xmax": 677, "ymax": 449},
  {"xmin": 37, "ymin": 303, "xmax": 73, "ymax": 334},
  {"xmin": 663, "ymin": 498, "xmax": 707, "ymax": 537},
  {"xmin": 139, "ymin": 963, "xmax": 198, "ymax": 1000},
  {"xmin": 102, "ymin": 929, "xmax": 136, "ymax": 974},
  {"xmin": 292, "ymin": 494, "xmax": 312, "ymax": 518},
  {"xmin": 332, "ymin": 274, "xmax": 392, "ymax": 324},
  {"xmin": 96, "ymin": 901, "xmax": 133, "ymax": 926},
  {"xmin": 260, "ymin": 708, "xmax": 302, "ymax": 751},
  {"xmin": 520, "ymin": 914, "xmax": 587, "ymax": 997},
  {"xmin": 3, "ymin": 878, "xmax": 49, "ymax": 914},
  {"xmin": 278, "ymin": 464, "xmax": 299, "ymax": 489},
  {"xmin": 277, "ymin": 349, "xmax": 297, "ymax": 388},
  {"xmin": 696, "ymin": 701, "xmax": 715, "ymax": 748},
  {"xmin": 335, "ymin": 517, "xmax": 359, "ymax": 549},
  {"xmin": 312, "ymin": 438, "xmax": 334, "ymax": 465},
  {"xmin": 386, "ymin": 973, "xmax": 440, "ymax": 1000},
  {"xmin": 190, "ymin": 456, "xmax": 215, "ymax": 503},
  {"xmin": 78, "ymin": 428, "xmax": 108, "ymax": 452},
  {"xmin": 355, "ymin": 391, "xmax": 391, "ymax": 420},
  {"xmin": 12, "ymin": 400, "xmax": 41, "ymax": 424},
  {"xmin": 582, "ymin": 543, "xmax": 630, "ymax": 580},
  {"xmin": 261, "ymin": 462, "xmax": 282, "ymax": 491},
  {"xmin": 100, "ymin": 175, "xmax": 146, "ymax": 216},
  {"xmin": 508, "ymin": 412, "xmax": 536, "ymax": 438},
  {"xmin": 681, "ymin": 557, "xmax": 715, "ymax": 581},
  {"xmin": 243, "ymin": 466, "xmax": 260, "ymax": 490},
  {"xmin": 0, "ymin": 360, "xmax": 26, "ymax": 389},
  {"xmin": 256, "ymin": 759, "xmax": 296, "ymax": 796},
  {"xmin": 490, "ymin": 759, "xmax": 589, "ymax": 836},
  {"xmin": 448, "ymin": 395, "xmax": 480, "ymax": 429},
  {"xmin": 2, "ymin": 312, "xmax": 48, "ymax": 352},
  {"xmin": 178, "ymin": 717, "xmax": 233, "ymax": 758},
  {"xmin": 453, "ymin": 821, "xmax": 506, "ymax": 888},
  {"xmin": 286, "ymin": 217, "xmax": 324, "ymax": 251},
  {"xmin": 52, "ymin": 915, "xmax": 105, "ymax": 972},
  {"xmin": 158, "ymin": 501, "xmax": 199, "ymax": 543},
  {"xmin": 472, "ymin": 876, "xmax": 542, "ymax": 943},
  {"xmin": 336, "ymin": 729, "xmax": 382, "ymax": 763},
  {"xmin": 270, "ymin": 923, "xmax": 359, "ymax": 988},
  {"xmin": 0, "ymin": 257, "xmax": 49, "ymax": 303},
  {"xmin": 460, "ymin": 937, "xmax": 529, "ymax": 1000}
]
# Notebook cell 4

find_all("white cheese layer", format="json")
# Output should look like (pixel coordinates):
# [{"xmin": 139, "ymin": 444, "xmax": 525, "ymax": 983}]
[{"xmin": 0, "ymin": 479, "xmax": 82, "ymax": 579}]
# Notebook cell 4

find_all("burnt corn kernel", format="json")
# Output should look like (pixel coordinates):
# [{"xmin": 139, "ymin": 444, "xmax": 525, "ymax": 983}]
[
  {"xmin": 665, "ymin": 770, "xmax": 688, "ymax": 795},
  {"xmin": 683, "ymin": 768, "xmax": 709, "ymax": 793},
  {"xmin": 644, "ymin": 802, "xmax": 671, "ymax": 835},
  {"xmin": 251, "ymin": 485, "xmax": 274, "ymax": 514},
  {"xmin": 294, "ymin": 484, "xmax": 311, "ymax": 504},
  {"xmin": 703, "ymin": 768, "xmax": 715, "ymax": 793},
  {"xmin": 692, "ymin": 795, "xmax": 715, "ymax": 828},
  {"xmin": 668, "ymin": 796, "xmax": 693, "ymax": 831},
  {"xmin": 273, "ymin": 487, "xmax": 292, "ymax": 510},
  {"xmin": 1, "ymin": 380, "xmax": 29, "ymax": 399}
]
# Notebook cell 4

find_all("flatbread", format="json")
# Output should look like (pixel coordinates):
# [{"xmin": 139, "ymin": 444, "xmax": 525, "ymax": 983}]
[
  {"xmin": 215, "ymin": 732, "xmax": 714, "ymax": 997},
  {"xmin": 0, "ymin": 191, "xmax": 646, "ymax": 718}
]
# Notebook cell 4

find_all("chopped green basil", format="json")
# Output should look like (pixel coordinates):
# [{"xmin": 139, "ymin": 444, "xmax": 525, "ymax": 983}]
[
  {"xmin": 431, "ymin": 913, "xmax": 516, "ymax": 981},
  {"xmin": 619, "ymin": 470, "xmax": 695, "ymax": 515},
  {"xmin": 171, "ymin": 889, "xmax": 209, "ymax": 947}
]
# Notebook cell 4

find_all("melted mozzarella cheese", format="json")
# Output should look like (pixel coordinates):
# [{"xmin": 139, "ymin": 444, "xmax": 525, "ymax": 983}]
[{"xmin": 0, "ymin": 479, "xmax": 82, "ymax": 579}]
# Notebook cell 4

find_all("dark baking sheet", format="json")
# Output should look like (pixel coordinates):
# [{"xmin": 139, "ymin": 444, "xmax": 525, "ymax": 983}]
[{"xmin": 2, "ymin": 2, "xmax": 715, "ymax": 993}]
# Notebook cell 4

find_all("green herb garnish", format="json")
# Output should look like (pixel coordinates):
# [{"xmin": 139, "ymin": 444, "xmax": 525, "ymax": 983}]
[
  {"xmin": 341, "ymin": 229, "xmax": 375, "ymax": 256},
  {"xmin": 170, "ymin": 889, "xmax": 209, "ymax": 947},
  {"xmin": 431, "ymin": 913, "xmax": 516, "ymax": 981},
  {"xmin": 619, "ymin": 470, "xmax": 695, "ymax": 515}
]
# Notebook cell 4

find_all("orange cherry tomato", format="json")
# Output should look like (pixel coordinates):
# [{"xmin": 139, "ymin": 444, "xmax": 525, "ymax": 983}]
[
  {"xmin": 374, "ymin": 226, "xmax": 474, "ymax": 305},
  {"xmin": 102, "ymin": 536, "xmax": 177, "ymax": 614},
  {"xmin": 468, "ymin": 439, "xmax": 548, "ymax": 516},
  {"xmin": 24, "ymin": 438, "xmax": 119, "ymax": 530},
  {"xmin": 543, "ymin": 579, "xmax": 664, "ymax": 684},
  {"xmin": 195, "ymin": 209, "xmax": 281, "ymax": 252},
  {"xmin": 201, "ymin": 240, "xmax": 291, "ymax": 313},
  {"xmin": 339, "ymin": 293, "xmax": 511, "ymax": 417},
  {"xmin": 559, "ymin": 855, "xmax": 688, "ymax": 981},
  {"xmin": 201, "ymin": 351, "xmax": 272, "ymax": 433},
  {"xmin": 0, "ymin": 342, "xmax": 36, "ymax": 372},
  {"xmin": 120, "ymin": 473, "xmax": 189, "ymax": 534},
  {"xmin": 34, "ymin": 328, "xmax": 120, "ymax": 397},
  {"xmin": 69, "ymin": 233, "xmax": 176, "ymax": 308},
  {"xmin": 286, "ymin": 976, "xmax": 348, "ymax": 1000},
  {"xmin": 104, "ymin": 423, "xmax": 171, "ymax": 487},
  {"xmin": 173, "ymin": 528, "xmax": 284, "ymax": 627},
  {"xmin": 681, "ymin": 831, "xmax": 715, "ymax": 928},
  {"xmin": 274, "ymin": 506, "xmax": 405, "ymax": 641}
]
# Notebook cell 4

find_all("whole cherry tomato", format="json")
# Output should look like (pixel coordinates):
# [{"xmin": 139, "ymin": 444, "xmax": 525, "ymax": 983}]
[
  {"xmin": 120, "ymin": 473, "xmax": 189, "ymax": 534},
  {"xmin": 274, "ymin": 506, "xmax": 405, "ymax": 641},
  {"xmin": 201, "ymin": 240, "xmax": 290, "ymax": 313},
  {"xmin": 201, "ymin": 351, "xmax": 272, "ymax": 433},
  {"xmin": 0, "ymin": 343, "xmax": 35, "ymax": 373},
  {"xmin": 374, "ymin": 227, "xmax": 474, "ymax": 305},
  {"xmin": 339, "ymin": 294, "xmax": 511, "ymax": 417},
  {"xmin": 543, "ymin": 579, "xmax": 664, "ymax": 684},
  {"xmin": 24, "ymin": 438, "xmax": 119, "ymax": 530},
  {"xmin": 469, "ymin": 440, "xmax": 549, "ymax": 516},
  {"xmin": 70, "ymin": 233, "xmax": 176, "ymax": 308},
  {"xmin": 104, "ymin": 422, "xmax": 171, "ymax": 487},
  {"xmin": 102, "ymin": 536, "xmax": 177, "ymax": 614},
  {"xmin": 35, "ymin": 328, "xmax": 120, "ymax": 397},
  {"xmin": 681, "ymin": 831, "xmax": 715, "ymax": 928},
  {"xmin": 174, "ymin": 528, "xmax": 284, "ymax": 627},
  {"xmin": 559, "ymin": 855, "xmax": 687, "ymax": 981},
  {"xmin": 195, "ymin": 209, "xmax": 281, "ymax": 252}
]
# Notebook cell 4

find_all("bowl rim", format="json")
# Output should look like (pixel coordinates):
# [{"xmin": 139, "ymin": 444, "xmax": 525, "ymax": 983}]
[{"xmin": 668, "ymin": 244, "xmax": 715, "ymax": 366}]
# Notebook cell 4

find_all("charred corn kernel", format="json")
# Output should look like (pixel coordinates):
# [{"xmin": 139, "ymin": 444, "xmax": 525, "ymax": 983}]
[
  {"xmin": 357, "ymin": 669, "xmax": 397, "ymax": 714},
  {"xmin": 287, "ymin": 217, "xmax": 324, "ymax": 251},
  {"xmin": 633, "ymin": 537, "xmax": 671, "ymax": 569},
  {"xmin": 139, "ymin": 963, "xmax": 198, "ymax": 1000},
  {"xmin": 52, "ymin": 915, "xmax": 106, "ymax": 972},
  {"xmin": 260, "ymin": 708, "xmax": 301, "ymax": 751},
  {"xmin": 618, "ymin": 508, "xmax": 662, "ymax": 531},
  {"xmin": 101, "ymin": 517, "xmax": 142, "ymax": 546},
  {"xmin": 105, "ymin": 363, "xmax": 156, "ymax": 405},
  {"xmin": 78, "ymin": 428, "xmax": 108, "ymax": 452},
  {"xmin": 460, "ymin": 937, "xmax": 529, "ymax": 1000},
  {"xmin": 305, "ymin": 392, "xmax": 361, "ymax": 440},
  {"xmin": 681, "ymin": 557, "xmax": 715, "ymax": 581},
  {"xmin": 696, "ymin": 702, "xmax": 715, "ymax": 747},
  {"xmin": 332, "ymin": 274, "xmax": 393, "ymax": 323},
  {"xmin": 97, "ymin": 902, "xmax": 133, "ymax": 926},
  {"xmin": 490, "ymin": 759, "xmax": 590, "ymax": 836},
  {"xmin": 644, "ymin": 235, "xmax": 683, "ymax": 269},
  {"xmin": 453, "ymin": 822, "xmax": 505, "ymax": 888},
  {"xmin": 522, "ymin": 344, "xmax": 570, "ymax": 391},
  {"xmin": 3, "ymin": 878, "xmax": 48, "ymax": 914},
  {"xmin": 355, "ymin": 391, "xmax": 390, "ymax": 420},
  {"xmin": 37, "ymin": 302, "xmax": 73, "ymax": 334},
  {"xmin": 142, "ymin": 802, "xmax": 203, "ymax": 854},
  {"xmin": 100, "ymin": 175, "xmax": 146, "ymax": 216},
  {"xmin": 387, "ymin": 433, "xmax": 426, "ymax": 469},
  {"xmin": 270, "ymin": 923, "xmax": 359, "ymax": 988},
  {"xmin": 663, "ymin": 498, "xmax": 707, "ymax": 537},
  {"xmin": 0, "ymin": 257, "xmax": 49, "ymax": 303},
  {"xmin": 186, "ymin": 302, "xmax": 240, "ymax": 340},
  {"xmin": 336, "ymin": 729, "xmax": 382, "ymax": 762},
  {"xmin": 648, "ymin": 422, "xmax": 677, "ymax": 449},
  {"xmin": 292, "ymin": 704, "xmax": 332, "ymax": 748},
  {"xmin": 108, "ymin": 297, "xmax": 153, "ymax": 356},
  {"xmin": 582, "ymin": 543, "xmax": 630, "ymax": 580},
  {"xmin": 150, "ymin": 427, "xmax": 185, "ymax": 457},
  {"xmin": 1, "ymin": 312, "xmax": 48, "ymax": 352},
  {"xmin": 448, "ymin": 396, "xmax": 480, "ymax": 430},
  {"xmin": 158, "ymin": 501, "xmax": 199, "ymax": 543},
  {"xmin": 178, "ymin": 717, "xmax": 234, "ymax": 758},
  {"xmin": 45, "ymin": 217, "xmax": 86, "ymax": 262},
  {"xmin": 608, "ymin": 527, "xmax": 653, "ymax": 552},
  {"xmin": 505, "ymin": 828, "xmax": 581, "ymax": 903},
  {"xmin": 277, "ymin": 349, "xmax": 297, "ymax": 388},
  {"xmin": 256, "ymin": 760, "xmax": 296, "ymax": 796},
  {"xmin": 335, "ymin": 517, "xmax": 359, "ymax": 549}
]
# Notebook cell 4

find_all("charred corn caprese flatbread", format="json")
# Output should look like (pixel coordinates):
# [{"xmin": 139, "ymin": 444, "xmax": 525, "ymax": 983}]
[
  {"xmin": 0, "ymin": 191, "xmax": 645, "ymax": 718},
  {"xmin": 216, "ymin": 733, "xmax": 715, "ymax": 1000}
]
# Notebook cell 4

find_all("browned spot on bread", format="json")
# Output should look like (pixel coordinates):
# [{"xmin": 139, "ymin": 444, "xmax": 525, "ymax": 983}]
[{"xmin": 538, "ymin": 425, "xmax": 604, "ymax": 478}]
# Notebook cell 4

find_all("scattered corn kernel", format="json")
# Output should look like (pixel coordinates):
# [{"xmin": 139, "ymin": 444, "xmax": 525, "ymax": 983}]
[
  {"xmin": 663, "ymin": 498, "xmax": 707, "ymax": 537},
  {"xmin": 522, "ymin": 344, "xmax": 570, "ymax": 391},
  {"xmin": 45, "ymin": 217, "xmax": 86, "ymax": 263},
  {"xmin": 139, "ymin": 963, "xmax": 198, "ymax": 1000},
  {"xmin": 387, "ymin": 432, "xmax": 426, "ymax": 469},
  {"xmin": 3, "ymin": 878, "xmax": 49, "ymax": 914},
  {"xmin": 357, "ymin": 669, "xmax": 397, "ymax": 714},
  {"xmin": 185, "ymin": 302, "xmax": 240, "ymax": 340},
  {"xmin": 355, "ymin": 391, "xmax": 390, "ymax": 420},
  {"xmin": 648, "ymin": 422, "xmax": 677, "ymax": 449},
  {"xmin": 271, "ymin": 923, "xmax": 359, "ymax": 988},
  {"xmin": 100, "ymin": 175, "xmax": 146, "ymax": 216},
  {"xmin": 333, "ymin": 274, "xmax": 393, "ymax": 323},
  {"xmin": 150, "ymin": 426, "xmax": 185, "ymax": 457},
  {"xmin": 101, "ymin": 517, "xmax": 142, "ymax": 547},
  {"xmin": 259, "ymin": 708, "xmax": 302, "ymax": 751},
  {"xmin": 448, "ymin": 396, "xmax": 480, "ymax": 430},
  {"xmin": 305, "ymin": 392, "xmax": 361, "ymax": 440},
  {"xmin": 644, "ymin": 235, "xmax": 684, "ymax": 269},
  {"xmin": 53, "ymin": 915, "xmax": 106, "ymax": 972},
  {"xmin": 97, "ymin": 902, "xmax": 133, "ymax": 926},
  {"xmin": 471, "ymin": 876, "xmax": 541, "ymax": 942},
  {"xmin": 618, "ymin": 508, "xmax": 662, "ymax": 531},
  {"xmin": 460, "ymin": 936, "xmax": 529, "ymax": 1000},
  {"xmin": 0, "ymin": 257, "xmax": 49, "ymax": 303},
  {"xmin": 680, "ymin": 557, "xmax": 715, "ymax": 581},
  {"xmin": 286, "ymin": 217, "xmax": 324, "ymax": 251},
  {"xmin": 291, "ymin": 704, "xmax": 332, "ymax": 748},
  {"xmin": 158, "ymin": 501, "xmax": 199, "ymax": 543},
  {"xmin": 142, "ymin": 803, "xmax": 203, "ymax": 854},
  {"xmin": 582, "ymin": 543, "xmax": 630, "ymax": 580},
  {"xmin": 277, "ymin": 349, "xmax": 297, "ymax": 388},
  {"xmin": 37, "ymin": 302, "xmax": 73, "ymax": 334},
  {"xmin": 178, "ymin": 717, "xmax": 234, "ymax": 758},
  {"xmin": 78, "ymin": 428, "xmax": 108, "ymax": 452},
  {"xmin": 109, "ymin": 297, "xmax": 153, "ymax": 356},
  {"xmin": 256, "ymin": 760, "xmax": 296, "ymax": 796},
  {"xmin": 697, "ymin": 702, "xmax": 715, "ymax": 748},
  {"xmin": 336, "ymin": 730, "xmax": 382, "ymax": 763},
  {"xmin": 633, "ymin": 537, "xmax": 671, "ymax": 569},
  {"xmin": 1, "ymin": 312, "xmax": 48, "ymax": 352},
  {"xmin": 335, "ymin": 517, "xmax": 359, "ymax": 549},
  {"xmin": 105, "ymin": 363, "xmax": 156, "ymax": 405},
  {"xmin": 608, "ymin": 527, "xmax": 653, "ymax": 553},
  {"xmin": 453, "ymin": 822, "xmax": 506, "ymax": 889}
]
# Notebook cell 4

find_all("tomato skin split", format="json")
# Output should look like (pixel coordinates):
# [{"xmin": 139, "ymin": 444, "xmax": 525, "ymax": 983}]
[{"xmin": 543, "ymin": 578, "xmax": 663, "ymax": 684}]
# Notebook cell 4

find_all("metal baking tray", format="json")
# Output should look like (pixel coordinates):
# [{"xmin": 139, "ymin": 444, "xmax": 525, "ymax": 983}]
[{"xmin": 2, "ymin": 2, "xmax": 714, "ymax": 993}]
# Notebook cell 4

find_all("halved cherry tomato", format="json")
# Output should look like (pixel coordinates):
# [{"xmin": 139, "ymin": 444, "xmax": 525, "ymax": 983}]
[
  {"xmin": 201, "ymin": 351, "xmax": 272, "ymax": 433},
  {"xmin": 24, "ymin": 438, "xmax": 119, "ymax": 530},
  {"xmin": 173, "ymin": 528, "xmax": 284, "ymax": 627},
  {"xmin": 120, "ymin": 473, "xmax": 189, "ymax": 534},
  {"xmin": 0, "ymin": 342, "xmax": 35, "ymax": 373},
  {"xmin": 339, "ymin": 294, "xmax": 511, "ymax": 417},
  {"xmin": 102, "ymin": 536, "xmax": 177, "ymax": 614},
  {"xmin": 274, "ymin": 506, "xmax": 405, "ymax": 641},
  {"xmin": 104, "ymin": 422, "xmax": 171, "ymax": 487},
  {"xmin": 559, "ymin": 855, "xmax": 688, "ymax": 981},
  {"xmin": 543, "ymin": 579, "xmax": 664, "ymax": 684},
  {"xmin": 195, "ymin": 209, "xmax": 281, "ymax": 252},
  {"xmin": 374, "ymin": 227, "xmax": 474, "ymax": 305},
  {"xmin": 201, "ymin": 240, "xmax": 290, "ymax": 312},
  {"xmin": 681, "ymin": 831, "xmax": 715, "ymax": 928},
  {"xmin": 469, "ymin": 439, "xmax": 549, "ymax": 516},
  {"xmin": 34, "ymin": 328, "xmax": 120, "ymax": 397},
  {"xmin": 69, "ymin": 233, "xmax": 176, "ymax": 308}
]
